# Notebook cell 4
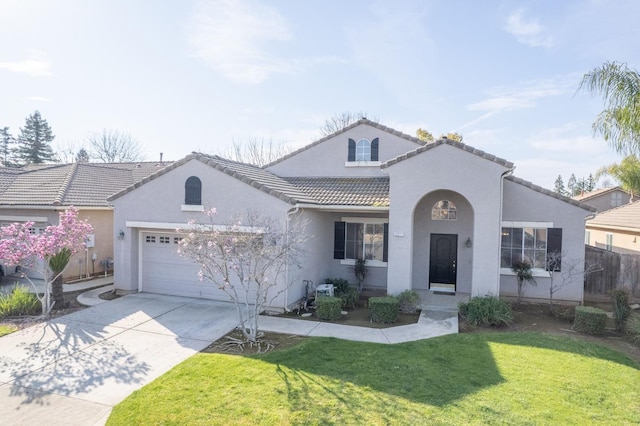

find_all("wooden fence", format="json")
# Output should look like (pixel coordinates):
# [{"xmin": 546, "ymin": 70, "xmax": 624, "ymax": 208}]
[{"xmin": 584, "ymin": 245, "xmax": 640, "ymax": 301}]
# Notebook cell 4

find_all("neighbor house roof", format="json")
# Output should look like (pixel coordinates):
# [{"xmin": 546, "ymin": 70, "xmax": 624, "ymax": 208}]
[
  {"xmin": 0, "ymin": 162, "xmax": 170, "ymax": 207},
  {"xmin": 108, "ymin": 153, "xmax": 318, "ymax": 205},
  {"xmin": 263, "ymin": 118, "xmax": 427, "ymax": 168},
  {"xmin": 587, "ymin": 199, "xmax": 640, "ymax": 231},
  {"xmin": 572, "ymin": 186, "xmax": 627, "ymax": 202}
]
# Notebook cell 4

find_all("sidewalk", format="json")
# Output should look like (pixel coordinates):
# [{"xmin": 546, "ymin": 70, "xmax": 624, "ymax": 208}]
[{"xmin": 0, "ymin": 275, "xmax": 114, "ymax": 295}]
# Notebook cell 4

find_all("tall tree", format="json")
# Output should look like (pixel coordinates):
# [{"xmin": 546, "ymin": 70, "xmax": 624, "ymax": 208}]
[
  {"xmin": 0, "ymin": 127, "xmax": 17, "ymax": 167},
  {"xmin": 596, "ymin": 155, "xmax": 640, "ymax": 200},
  {"xmin": 567, "ymin": 174, "xmax": 577, "ymax": 195},
  {"xmin": 319, "ymin": 111, "xmax": 377, "ymax": 136},
  {"xmin": 554, "ymin": 175, "xmax": 566, "ymax": 195},
  {"xmin": 578, "ymin": 61, "xmax": 640, "ymax": 155},
  {"xmin": 86, "ymin": 129, "xmax": 145, "ymax": 162},
  {"xmin": 75, "ymin": 148, "xmax": 90, "ymax": 163},
  {"xmin": 15, "ymin": 111, "xmax": 56, "ymax": 165}
]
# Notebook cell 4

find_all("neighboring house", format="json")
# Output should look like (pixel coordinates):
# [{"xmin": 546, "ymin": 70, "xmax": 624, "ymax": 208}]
[
  {"xmin": 585, "ymin": 200, "xmax": 640, "ymax": 254},
  {"xmin": 0, "ymin": 162, "xmax": 169, "ymax": 281},
  {"xmin": 573, "ymin": 186, "xmax": 633, "ymax": 213},
  {"xmin": 109, "ymin": 119, "xmax": 595, "ymax": 310}
]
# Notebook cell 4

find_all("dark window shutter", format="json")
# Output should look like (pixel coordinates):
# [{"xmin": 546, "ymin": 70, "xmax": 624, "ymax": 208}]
[
  {"xmin": 334, "ymin": 221, "xmax": 346, "ymax": 259},
  {"xmin": 383, "ymin": 222, "xmax": 389, "ymax": 262},
  {"xmin": 546, "ymin": 228, "xmax": 562, "ymax": 271},
  {"xmin": 348, "ymin": 139, "xmax": 356, "ymax": 161},
  {"xmin": 371, "ymin": 138, "xmax": 379, "ymax": 161},
  {"xmin": 185, "ymin": 176, "xmax": 202, "ymax": 205}
]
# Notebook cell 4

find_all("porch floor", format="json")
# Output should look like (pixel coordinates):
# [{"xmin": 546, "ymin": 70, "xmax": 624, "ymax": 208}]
[{"xmin": 415, "ymin": 289, "xmax": 470, "ymax": 312}]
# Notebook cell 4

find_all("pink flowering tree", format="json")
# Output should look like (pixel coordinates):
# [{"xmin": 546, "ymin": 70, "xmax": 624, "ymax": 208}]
[
  {"xmin": 178, "ymin": 208, "xmax": 307, "ymax": 347},
  {"xmin": 0, "ymin": 207, "xmax": 93, "ymax": 317}
]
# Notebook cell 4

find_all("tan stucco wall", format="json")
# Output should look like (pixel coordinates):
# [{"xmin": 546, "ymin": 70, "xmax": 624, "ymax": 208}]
[{"xmin": 586, "ymin": 225, "xmax": 640, "ymax": 254}]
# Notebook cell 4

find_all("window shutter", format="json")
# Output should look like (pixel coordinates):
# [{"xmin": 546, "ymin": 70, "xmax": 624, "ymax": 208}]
[
  {"xmin": 371, "ymin": 138, "xmax": 379, "ymax": 161},
  {"xmin": 348, "ymin": 139, "xmax": 356, "ymax": 161},
  {"xmin": 546, "ymin": 228, "xmax": 562, "ymax": 271},
  {"xmin": 334, "ymin": 221, "xmax": 346, "ymax": 259},
  {"xmin": 383, "ymin": 222, "xmax": 389, "ymax": 262}
]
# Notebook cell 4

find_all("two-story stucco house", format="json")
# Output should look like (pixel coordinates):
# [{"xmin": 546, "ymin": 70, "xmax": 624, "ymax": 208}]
[{"xmin": 109, "ymin": 120, "xmax": 595, "ymax": 310}]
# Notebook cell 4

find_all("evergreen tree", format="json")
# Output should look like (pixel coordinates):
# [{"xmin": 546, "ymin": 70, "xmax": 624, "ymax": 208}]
[
  {"xmin": 587, "ymin": 173, "xmax": 596, "ymax": 192},
  {"xmin": 15, "ymin": 111, "xmax": 56, "ymax": 165},
  {"xmin": 75, "ymin": 148, "xmax": 90, "ymax": 163},
  {"xmin": 553, "ymin": 175, "xmax": 566, "ymax": 195},
  {"xmin": 0, "ymin": 127, "xmax": 17, "ymax": 167},
  {"xmin": 567, "ymin": 174, "xmax": 577, "ymax": 196}
]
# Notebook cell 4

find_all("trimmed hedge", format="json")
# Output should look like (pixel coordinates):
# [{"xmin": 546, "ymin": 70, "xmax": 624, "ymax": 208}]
[
  {"xmin": 574, "ymin": 306, "xmax": 607, "ymax": 335},
  {"xmin": 316, "ymin": 296, "xmax": 342, "ymax": 321},
  {"xmin": 397, "ymin": 290, "xmax": 421, "ymax": 313},
  {"xmin": 369, "ymin": 296, "xmax": 399, "ymax": 324}
]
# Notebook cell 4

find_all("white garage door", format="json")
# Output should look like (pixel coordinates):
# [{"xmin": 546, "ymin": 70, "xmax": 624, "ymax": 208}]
[{"xmin": 141, "ymin": 232, "xmax": 230, "ymax": 300}]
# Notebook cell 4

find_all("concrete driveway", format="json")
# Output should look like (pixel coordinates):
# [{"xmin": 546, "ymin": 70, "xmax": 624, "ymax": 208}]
[{"xmin": 0, "ymin": 293, "xmax": 238, "ymax": 426}]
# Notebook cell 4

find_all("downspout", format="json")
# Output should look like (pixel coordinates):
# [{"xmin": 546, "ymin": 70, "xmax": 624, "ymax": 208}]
[
  {"xmin": 283, "ymin": 205, "xmax": 300, "ymax": 312},
  {"xmin": 497, "ymin": 166, "xmax": 515, "ymax": 296}
]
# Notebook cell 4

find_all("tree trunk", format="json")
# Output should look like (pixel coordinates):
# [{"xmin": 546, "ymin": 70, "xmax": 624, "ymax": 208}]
[{"xmin": 52, "ymin": 275, "xmax": 64, "ymax": 309}]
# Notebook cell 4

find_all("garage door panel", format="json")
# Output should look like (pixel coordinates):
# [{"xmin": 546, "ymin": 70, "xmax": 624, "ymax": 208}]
[{"xmin": 141, "ymin": 232, "xmax": 230, "ymax": 301}]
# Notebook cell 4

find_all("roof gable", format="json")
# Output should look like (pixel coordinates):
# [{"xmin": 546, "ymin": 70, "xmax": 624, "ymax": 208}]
[
  {"xmin": 506, "ymin": 175, "xmax": 596, "ymax": 212},
  {"xmin": 587, "ymin": 199, "xmax": 640, "ymax": 229}
]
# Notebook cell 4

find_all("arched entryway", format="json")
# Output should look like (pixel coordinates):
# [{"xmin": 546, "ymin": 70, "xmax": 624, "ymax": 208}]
[{"xmin": 411, "ymin": 190, "xmax": 474, "ymax": 293}]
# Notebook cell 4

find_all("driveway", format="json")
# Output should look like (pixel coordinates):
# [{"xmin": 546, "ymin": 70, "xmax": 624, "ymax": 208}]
[{"xmin": 0, "ymin": 293, "xmax": 238, "ymax": 425}]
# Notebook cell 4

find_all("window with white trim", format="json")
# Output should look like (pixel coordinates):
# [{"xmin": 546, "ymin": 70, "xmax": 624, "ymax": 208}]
[
  {"xmin": 159, "ymin": 236, "xmax": 170, "ymax": 244},
  {"xmin": 334, "ymin": 219, "xmax": 388, "ymax": 264},
  {"xmin": 501, "ymin": 226, "xmax": 562, "ymax": 270},
  {"xmin": 585, "ymin": 230, "xmax": 591, "ymax": 245},
  {"xmin": 145, "ymin": 235, "xmax": 156, "ymax": 243},
  {"xmin": 606, "ymin": 233, "xmax": 613, "ymax": 251},
  {"xmin": 356, "ymin": 139, "xmax": 371, "ymax": 161},
  {"xmin": 347, "ymin": 137, "xmax": 379, "ymax": 163},
  {"xmin": 611, "ymin": 192, "xmax": 623, "ymax": 207},
  {"xmin": 432, "ymin": 200, "xmax": 457, "ymax": 220}
]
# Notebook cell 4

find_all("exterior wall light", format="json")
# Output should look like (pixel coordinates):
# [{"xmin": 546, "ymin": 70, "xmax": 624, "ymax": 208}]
[
  {"xmin": 118, "ymin": 230, "xmax": 125, "ymax": 240},
  {"xmin": 465, "ymin": 237, "xmax": 472, "ymax": 248}
]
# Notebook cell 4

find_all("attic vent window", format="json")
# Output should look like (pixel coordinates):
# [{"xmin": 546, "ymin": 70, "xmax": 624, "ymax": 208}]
[
  {"xmin": 348, "ymin": 138, "xmax": 379, "ymax": 162},
  {"xmin": 185, "ymin": 176, "xmax": 202, "ymax": 205}
]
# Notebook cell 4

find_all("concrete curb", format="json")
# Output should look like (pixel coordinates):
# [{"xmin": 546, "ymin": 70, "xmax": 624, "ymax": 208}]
[{"xmin": 77, "ymin": 285, "xmax": 115, "ymax": 307}]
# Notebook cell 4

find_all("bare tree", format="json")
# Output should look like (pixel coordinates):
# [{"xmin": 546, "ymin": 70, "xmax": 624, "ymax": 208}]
[
  {"xmin": 320, "ymin": 111, "xmax": 378, "ymax": 136},
  {"xmin": 178, "ymin": 209, "xmax": 307, "ymax": 350},
  {"xmin": 220, "ymin": 138, "xmax": 296, "ymax": 167},
  {"xmin": 86, "ymin": 129, "xmax": 145, "ymax": 162},
  {"xmin": 546, "ymin": 251, "xmax": 601, "ymax": 315}
]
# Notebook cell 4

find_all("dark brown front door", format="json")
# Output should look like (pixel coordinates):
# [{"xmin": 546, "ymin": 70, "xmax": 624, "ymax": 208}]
[{"xmin": 429, "ymin": 233, "xmax": 457, "ymax": 291}]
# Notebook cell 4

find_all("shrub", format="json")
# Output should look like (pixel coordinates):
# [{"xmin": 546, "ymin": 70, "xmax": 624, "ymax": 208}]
[
  {"xmin": 458, "ymin": 296, "xmax": 513, "ymax": 327},
  {"xmin": 316, "ymin": 296, "xmax": 342, "ymax": 321},
  {"xmin": 397, "ymin": 290, "xmax": 421, "ymax": 313},
  {"xmin": 369, "ymin": 296, "xmax": 399, "ymax": 324},
  {"xmin": 325, "ymin": 278, "xmax": 350, "ymax": 295},
  {"xmin": 553, "ymin": 305, "xmax": 576, "ymax": 323},
  {"xmin": 610, "ymin": 289, "xmax": 631, "ymax": 332},
  {"xmin": 0, "ymin": 286, "xmax": 41, "ymax": 318},
  {"xmin": 628, "ymin": 312, "xmax": 640, "ymax": 345},
  {"xmin": 574, "ymin": 306, "xmax": 607, "ymax": 335},
  {"xmin": 338, "ymin": 287, "xmax": 359, "ymax": 310}
]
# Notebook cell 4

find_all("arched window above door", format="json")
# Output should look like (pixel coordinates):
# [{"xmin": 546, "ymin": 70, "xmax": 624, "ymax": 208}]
[
  {"xmin": 185, "ymin": 176, "xmax": 202, "ymax": 205},
  {"xmin": 432, "ymin": 200, "xmax": 457, "ymax": 220}
]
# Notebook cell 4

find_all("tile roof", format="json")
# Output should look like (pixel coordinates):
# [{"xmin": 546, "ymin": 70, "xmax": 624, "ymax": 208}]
[
  {"xmin": 284, "ymin": 177, "xmax": 389, "ymax": 206},
  {"xmin": 587, "ymin": 199, "xmax": 640, "ymax": 230},
  {"xmin": 506, "ymin": 175, "xmax": 596, "ymax": 212},
  {"xmin": 108, "ymin": 154, "xmax": 318, "ymax": 205},
  {"xmin": 0, "ymin": 162, "xmax": 171, "ymax": 207},
  {"xmin": 572, "ymin": 186, "xmax": 625, "ymax": 201},
  {"xmin": 263, "ymin": 118, "xmax": 427, "ymax": 168},
  {"xmin": 382, "ymin": 137, "xmax": 514, "ymax": 169}
]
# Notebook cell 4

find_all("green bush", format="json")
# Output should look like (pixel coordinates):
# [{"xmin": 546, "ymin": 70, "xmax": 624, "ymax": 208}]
[
  {"xmin": 610, "ymin": 289, "xmax": 631, "ymax": 332},
  {"xmin": 0, "ymin": 286, "xmax": 41, "ymax": 318},
  {"xmin": 316, "ymin": 296, "xmax": 342, "ymax": 321},
  {"xmin": 396, "ymin": 290, "xmax": 421, "ymax": 313},
  {"xmin": 324, "ymin": 278, "xmax": 349, "ymax": 295},
  {"xmin": 553, "ymin": 305, "xmax": 576, "ymax": 323},
  {"xmin": 627, "ymin": 312, "xmax": 640, "ymax": 345},
  {"xmin": 369, "ymin": 296, "xmax": 399, "ymax": 324},
  {"xmin": 458, "ymin": 296, "xmax": 513, "ymax": 327},
  {"xmin": 574, "ymin": 306, "xmax": 607, "ymax": 335},
  {"xmin": 338, "ymin": 287, "xmax": 359, "ymax": 310}
]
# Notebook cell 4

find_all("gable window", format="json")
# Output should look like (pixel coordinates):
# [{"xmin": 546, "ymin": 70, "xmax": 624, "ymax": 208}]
[
  {"xmin": 501, "ymin": 224, "xmax": 562, "ymax": 271},
  {"xmin": 347, "ymin": 138, "xmax": 379, "ymax": 162},
  {"xmin": 334, "ymin": 219, "xmax": 388, "ymax": 265},
  {"xmin": 432, "ymin": 200, "xmax": 457, "ymax": 220},
  {"xmin": 605, "ymin": 233, "xmax": 613, "ymax": 251},
  {"xmin": 185, "ymin": 176, "xmax": 202, "ymax": 205},
  {"xmin": 611, "ymin": 192, "xmax": 623, "ymax": 207}
]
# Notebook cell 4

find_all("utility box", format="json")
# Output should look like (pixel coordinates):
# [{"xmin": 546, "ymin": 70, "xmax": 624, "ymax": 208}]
[
  {"xmin": 86, "ymin": 234, "xmax": 95, "ymax": 248},
  {"xmin": 316, "ymin": 284, "xmax": 334, "ymax": 299}
]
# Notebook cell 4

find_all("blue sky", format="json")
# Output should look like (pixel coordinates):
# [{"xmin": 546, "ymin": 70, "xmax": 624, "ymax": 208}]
[{"xmin": 1, "ymin": 0, "xmax": 639, "ymax": 189}]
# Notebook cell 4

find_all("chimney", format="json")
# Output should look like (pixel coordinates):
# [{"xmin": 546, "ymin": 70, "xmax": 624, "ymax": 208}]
[{"xmin": 159, "ymin": 152, "xmax": 163, "ymax": 162}]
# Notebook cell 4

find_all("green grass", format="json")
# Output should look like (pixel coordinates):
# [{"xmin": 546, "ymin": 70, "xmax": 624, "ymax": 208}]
[
  {"xmin": 108, "ymin": 332, "xmax": 640, "ymax": 425},
  {"xmin": 0, "ymin": 324, "xmax": 18, "ymax": 336}
]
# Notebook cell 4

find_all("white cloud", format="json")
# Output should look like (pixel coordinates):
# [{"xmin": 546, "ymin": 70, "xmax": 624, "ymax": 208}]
[
  {"xmin": 528, "ymin": 123, "xmax": 608, "ymax": 155},
  {"xmin": 504, "ymin": 9, "xmax": 553, "ymax": 48},
  {"xmin": 187, "ymin": 0, "xmax": 295, "ymax": 84},
  {"xmin": 0, "ymin": 49, "xmax": 51, "ymax": 77},
  {"xmin": 25, "ymin": 96, "xmax": 53, "ymax": 102}
]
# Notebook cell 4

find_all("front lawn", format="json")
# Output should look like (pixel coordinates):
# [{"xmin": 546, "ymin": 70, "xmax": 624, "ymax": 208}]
[{"xmin": 108, "ymin": 332, "xmax": 640, "ymax": 425}]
